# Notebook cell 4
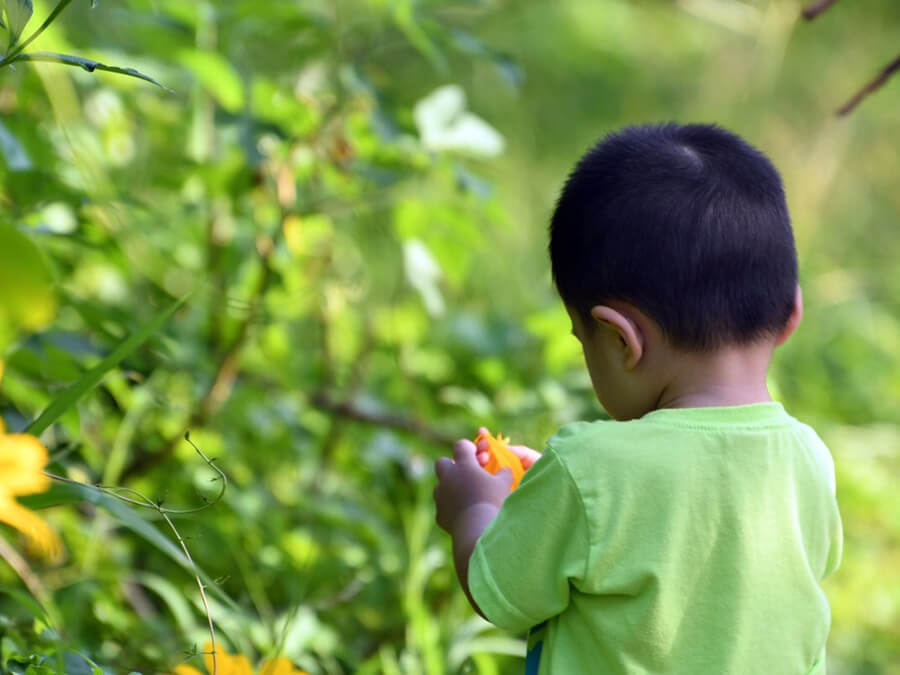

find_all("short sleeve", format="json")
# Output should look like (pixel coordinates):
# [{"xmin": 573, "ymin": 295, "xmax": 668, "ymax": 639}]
[
  {"xmin": 468, "ymin": 447, "xmax": 589, "ymax": 634},
  {"xmin": 822, "ymin": 458, "xmax": 843, "ymax": 579},
  {"xmin": 823, "ymin": 505, "xmax": 843, "ymax": 579},
  {"xmin": 809, "ymin": 429, "xmax": 843, "ymax": 580}
]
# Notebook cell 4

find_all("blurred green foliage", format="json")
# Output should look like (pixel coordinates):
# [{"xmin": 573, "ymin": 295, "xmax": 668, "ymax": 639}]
[{"xmin": 0, "ymin": 0, "xmax": 898, "ymax": 673}]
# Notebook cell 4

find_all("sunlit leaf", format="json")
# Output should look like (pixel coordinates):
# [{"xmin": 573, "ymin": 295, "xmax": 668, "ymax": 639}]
[
  {"xmin": 413, "ymin": 85, "xmax": 505, "ymax": 157},
  {"xmin": 178, "ymin": 48, "xmax": 243, "ymax": 112},
  {"xmin": 403, "ymin": 239, "xmax": 444, "ymax": 318},
  {"xmin": 10, "ymin": 51, "xmax": 173, "ymax": 91},
  {"xmin": 4, "ymin": 0, "xmax": 33, "ymax": 46},
  {"xmin": 0, "ymin": 224, "xmax": 56, "ymax": 352}
]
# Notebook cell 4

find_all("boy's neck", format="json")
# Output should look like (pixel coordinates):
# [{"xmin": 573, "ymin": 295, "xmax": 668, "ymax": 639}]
[{"xmin": 654, "ymin": 341, "xmax": 775, "ymax": 410}]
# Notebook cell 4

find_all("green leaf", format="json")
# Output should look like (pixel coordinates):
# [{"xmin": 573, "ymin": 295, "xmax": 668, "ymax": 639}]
[
  {"xmin": 25, "ymin": 293, "xmax": 188, "ymax": 436},
  {"xmin": 388, "ymin": 0, "xmax": 446, "ymax": 72},
  {"xmin": 10, "ymin": 51, "xmax": 173, "ymax": 91},
  {"xmin": 4, "ymin": 0, "xmax": 33, "ymax": 46},
  {"xmin": 18, "ymin": 480, "xmax": 86, "ymax": 509},
  {"xmin": 178, "ymin": 48, "xmax": 243, "ymax": 112},
  {"xmin": 130, "ymin": 572, "xmax": 198, "ymax": 632},
  {"xmin": 0, "ymin": 224, "xmax": 56, "ymax": 352},
  {"xmin": 0, "ymin": 585, "xmax": 51, "ymax": 625}
]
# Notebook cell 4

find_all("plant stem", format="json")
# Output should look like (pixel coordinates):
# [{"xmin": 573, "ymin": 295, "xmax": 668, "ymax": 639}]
[{"xmin": 2, "ymin": 0, "xmax": 73, "ymax": 64}]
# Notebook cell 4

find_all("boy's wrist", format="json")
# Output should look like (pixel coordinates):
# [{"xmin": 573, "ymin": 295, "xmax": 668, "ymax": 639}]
[
  {"xmin": 450, "ymin": 501, "xmax": 501, "ymax": 621},
  {"xmin": 451, "ymin": 502, "xmax": 501, "ymax": 543}
]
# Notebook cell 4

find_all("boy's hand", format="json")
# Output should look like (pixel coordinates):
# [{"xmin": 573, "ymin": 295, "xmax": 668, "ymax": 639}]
[
  {"xmin": 474, "ymin": 426, "xmax": 542, "ymax": 471},
  {"xmin": 434, "ymin": 437, "xmax": 513, "ymax": 620},
  {"xmin": 434, "ymin": 438, "xmax": 512, "ymax": 535}
]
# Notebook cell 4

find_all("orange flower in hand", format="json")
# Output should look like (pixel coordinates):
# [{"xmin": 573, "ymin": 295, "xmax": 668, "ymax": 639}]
[{"xmin": 475, "ymin": 430, "xmax": 525, "ymax": 491}]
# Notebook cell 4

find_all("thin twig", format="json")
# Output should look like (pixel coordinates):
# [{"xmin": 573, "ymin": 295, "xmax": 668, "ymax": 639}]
[
  {"xmin": 43, "ymin": 434, "xmax": 226, "ymax": 675},
  {"xmin": 801, "ymin": 0, "xmax": 840, "ymax": 21},
  {"xmin": 159, "ymin": 509, "xmax": 217, "ymax": 675},
  {"xmin": 45, "ymin": 433, "xmax": 227, "ymax": 515},
  {"xmin": 309, "ymin": 391, "xmax": 459, "ymax": 445},
  {"xmin": 837, "ymin": 53, "xmax": 900, "ymax": 116}
]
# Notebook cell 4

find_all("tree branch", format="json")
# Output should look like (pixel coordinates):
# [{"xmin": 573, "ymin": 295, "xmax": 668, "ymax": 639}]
[
  {"xmin": 802, "ymin": 0, "xmax": 840, "ymax": 21},
  {"xmin": 837, "ymin": 53, "xmax": 900, "ymax": 116},
  {"xmin": 309, "ymin": 391, "xmax": 459, "ymax": 446},
  {"xmin": 121, "ymin": 234, "xmax": 278, "ymax": 481}
]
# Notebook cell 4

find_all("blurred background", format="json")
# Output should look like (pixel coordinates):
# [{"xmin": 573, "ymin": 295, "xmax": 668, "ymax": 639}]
[{"xmin": 0, "ymin": 0, "xmax": 898, "ymax": 673}]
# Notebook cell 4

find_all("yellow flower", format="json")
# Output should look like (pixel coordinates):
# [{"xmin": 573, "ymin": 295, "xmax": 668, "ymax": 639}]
[
  {"xmin": 173, "ymin": 643, "xmax": 308, "ymax": 675},
  {"xmin": 0, "ymin": 363, "xmax": 62, "ymax": 560}
]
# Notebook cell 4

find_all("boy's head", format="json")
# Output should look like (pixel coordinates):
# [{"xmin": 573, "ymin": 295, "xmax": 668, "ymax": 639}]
[{"xmin": 549, "ymin": 123, "xmax": 801, "ymax": 419}]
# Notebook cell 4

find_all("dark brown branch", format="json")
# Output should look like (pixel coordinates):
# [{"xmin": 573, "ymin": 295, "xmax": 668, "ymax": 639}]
[
  {"xmin": 802, "ymin": 0, "xmax": 840, "ymax": 21},
  {"xmin": 837, "ymin": 53, "xmax": 900, "ymax": 116},
  {"xmin": 121, "ymin": 234, "xmax": 278, "ymax": 481},
  {"xmin": 309, "ymin": 391, "xmax": 459, "ymax": 446},
  {"xmin": 318, "ymin": 320, "xmax": 378, "ymax": 466}
]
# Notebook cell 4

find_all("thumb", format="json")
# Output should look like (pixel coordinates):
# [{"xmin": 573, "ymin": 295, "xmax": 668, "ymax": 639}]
[{"xmin": 496, "ymin": 467, "xmax": 514, "ymax": 489}]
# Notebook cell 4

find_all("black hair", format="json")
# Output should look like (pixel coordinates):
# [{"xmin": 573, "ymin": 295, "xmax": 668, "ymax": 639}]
[{"xmin": 549, "ymin": 123, "xmax": 798, "ymax": 351}]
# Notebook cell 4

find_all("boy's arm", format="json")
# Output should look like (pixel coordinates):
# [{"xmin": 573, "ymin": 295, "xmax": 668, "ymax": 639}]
[
  {"xmin": 434, "ymin": 439, "xmax": 514, "ymax": 618},
  {"xmin": 449, "ymin": 502, "xmax": 501, "ymax": 619}
]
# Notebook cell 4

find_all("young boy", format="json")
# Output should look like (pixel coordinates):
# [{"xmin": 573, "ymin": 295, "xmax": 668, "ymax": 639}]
[{"xmin": 433, "ymin": 123, "xmax": 843, "ymax": 674}]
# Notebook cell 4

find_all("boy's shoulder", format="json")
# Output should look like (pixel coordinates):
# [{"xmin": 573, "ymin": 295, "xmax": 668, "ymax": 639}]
[
  {"xmin": 543, "ymin": 416, "xmax": 667, "ymax": 475},
  {"xmin": 544, "ymin": 405, "xmax": 835, "ymax": 485}
]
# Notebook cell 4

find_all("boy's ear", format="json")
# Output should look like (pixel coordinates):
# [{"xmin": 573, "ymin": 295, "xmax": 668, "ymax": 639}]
[
  {"xmin": 775, "ymin": 284, "xmax": 803, "ymax": 347},
  {"xmin": 590, "ymin": 305, "xmax": 644, "ymax": 369}
]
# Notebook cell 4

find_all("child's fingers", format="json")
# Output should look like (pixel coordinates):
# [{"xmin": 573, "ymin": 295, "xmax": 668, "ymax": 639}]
[
  {"xmin": 477, "ymin": 426, "xmax": 490, "ymax": 436},
  {"xmin": 509, "ymin": 445, "xmax": 541, "ymax": 469},
  {"xmin": 476, "ymin": 451, "xmax": 489, "ymax": 466},
  {"xmin": 452, "ymin": 439, "xmax": 478, "ymax": 466},
  {"xmin": 434, "ymin": 457, "xmax": 454, "ymax": 479}
]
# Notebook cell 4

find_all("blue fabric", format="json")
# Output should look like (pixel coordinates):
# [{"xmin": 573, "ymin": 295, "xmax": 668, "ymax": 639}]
[{"xmin": 525, "ymin": 621, "xmax": 548, "ymax": 674}]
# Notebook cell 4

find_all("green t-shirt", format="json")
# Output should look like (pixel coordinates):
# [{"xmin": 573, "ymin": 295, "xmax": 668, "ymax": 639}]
[{"xmin": 468, "ymin": 403, "xmax": 843, "ymax": 674}]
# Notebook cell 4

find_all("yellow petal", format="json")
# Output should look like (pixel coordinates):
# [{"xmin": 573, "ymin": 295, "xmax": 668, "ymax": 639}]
[
  {"xmin": 203, "ymin": 642, "xmax": 222, "ymax": 675},
  {"xmin": 0, "ymin": 433, "xmax": 52, "ymax": 496},
  {"xmin": 0, "ymin": 497, "xmax": 63, "ymax": 560},
  {"xmin": 259, "ymin": 658, "xmax": 295, "ymax": 675},
  {"xmin": 172, "ymin": 666, "xmax": 205, "ymax": 675},
  {"xmin": 232, "ymin": 654, "xmax": 252, "ymax": 675},
  {"xmin": 204, "ymin": 641, "xmax": 253, "ymax": 675}
]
